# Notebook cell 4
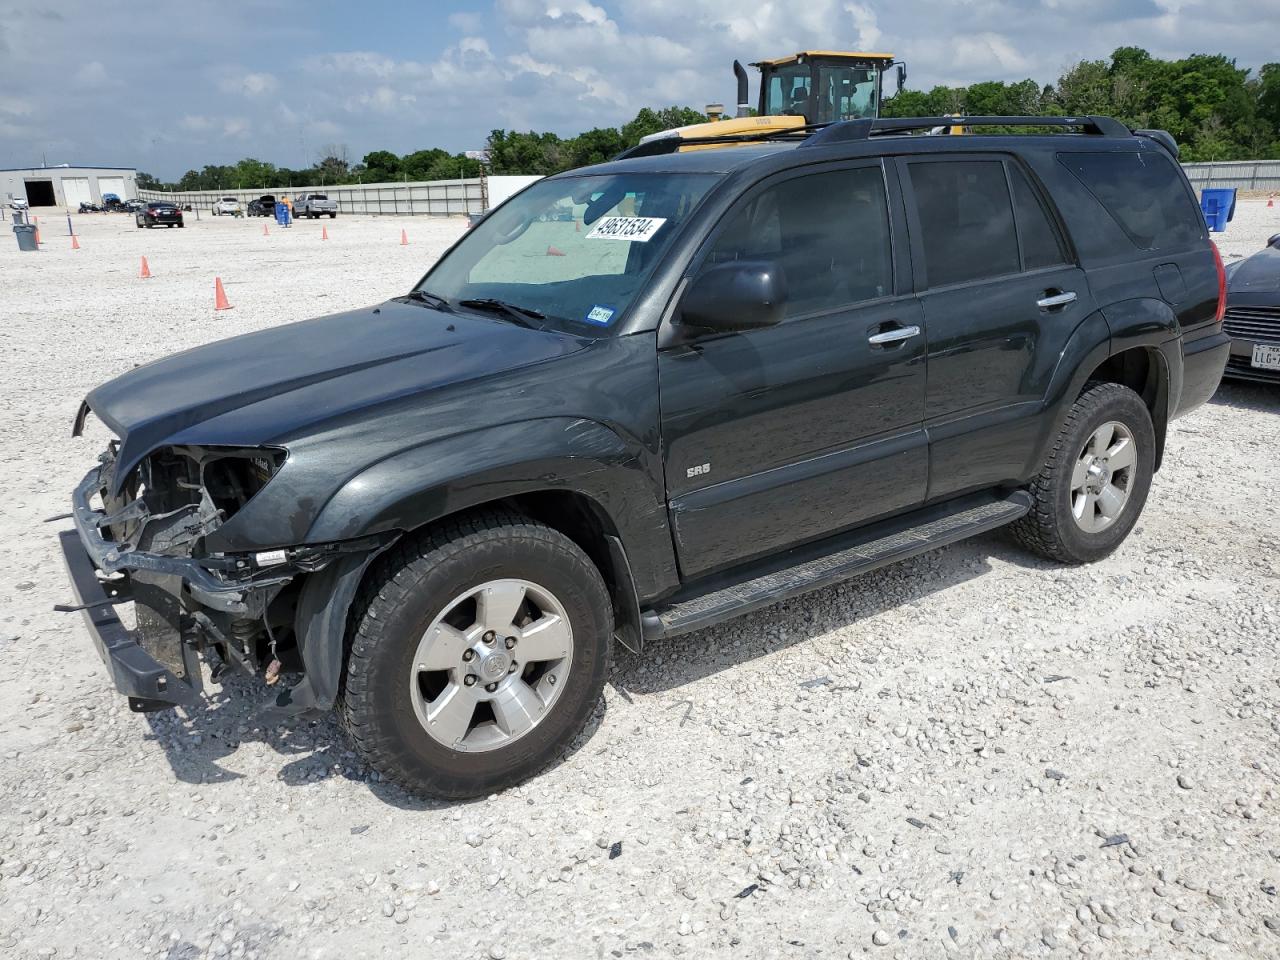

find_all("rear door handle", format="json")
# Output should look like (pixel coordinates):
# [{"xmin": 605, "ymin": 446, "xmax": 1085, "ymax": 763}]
[
  {"xmin": 1037, "ymin": 290, "xmax": 1077, "ymax": 310},
  {"xmin": 867, "ymin": 324, "xmax": 921, "ymax": 345}
]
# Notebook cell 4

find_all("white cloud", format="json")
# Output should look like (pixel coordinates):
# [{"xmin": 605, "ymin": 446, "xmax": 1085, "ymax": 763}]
[
  {"xmin": 74, "ymin": 60, "xmax": 107, "ymax": 85},
  {"xmin": 242, "ymin": 72, "xmax": 277, "ymax": 96}
]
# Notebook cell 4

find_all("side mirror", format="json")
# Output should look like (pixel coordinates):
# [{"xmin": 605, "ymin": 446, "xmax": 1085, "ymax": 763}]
[
  {"xmin": 896, "ymin": 63, "xmax": 907, "ymax": 93},
  {"xmin": 1269, "ymin": 232, "xmax": 1280, "ymax": 249},
  {"xmin": 680, "ymin": 259, "xmax": 786, "ymax": 333}
]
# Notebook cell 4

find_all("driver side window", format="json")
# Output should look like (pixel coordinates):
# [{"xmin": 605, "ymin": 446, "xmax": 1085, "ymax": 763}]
[{"xmin": 700, "ymin": 165, "xmax": 893, "ymax": 320}]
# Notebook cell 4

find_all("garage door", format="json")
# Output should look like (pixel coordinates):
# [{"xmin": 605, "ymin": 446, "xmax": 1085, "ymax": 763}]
[
  {"xmin": 97, "ymin": 176, "xmax": 126, "ymax": 201},
  {"xmin": 62, "ymin": 177, "xmax": 92, "ymax": 208}
]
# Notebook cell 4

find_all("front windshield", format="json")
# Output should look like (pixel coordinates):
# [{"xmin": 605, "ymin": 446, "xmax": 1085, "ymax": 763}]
[{"xmin": 416, "ymin": 172, "xmax": 719, "ymax": 333}]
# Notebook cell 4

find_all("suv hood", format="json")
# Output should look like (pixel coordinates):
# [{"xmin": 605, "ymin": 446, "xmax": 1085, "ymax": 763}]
[{"xmin": 80, "ymin": 300, "xmax": 587, "ymax": 493}]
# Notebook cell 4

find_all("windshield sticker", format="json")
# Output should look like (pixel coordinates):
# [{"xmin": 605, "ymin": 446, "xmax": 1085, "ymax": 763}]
[
  {"xmin": 584, "ymin": 304, "xmax": 616, "ymax": 326},
  {"xmin": 585, "ymin": 216, "xmax": 667, "ymax": 242}
]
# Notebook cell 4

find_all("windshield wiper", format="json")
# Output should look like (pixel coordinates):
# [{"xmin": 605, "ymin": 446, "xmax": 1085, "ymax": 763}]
[
  {"xmin": 406, "ymin": 289, "xmax": 453, "ymax": 311},
  {"xmin": 458, "ymin": 298, "xmax": 545, "ymax": 328}
]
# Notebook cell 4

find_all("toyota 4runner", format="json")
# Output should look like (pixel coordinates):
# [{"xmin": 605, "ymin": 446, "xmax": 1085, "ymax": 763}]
[{"xmin": 60, "ymin": 116, "xmax": 1229, "ymax": 798}]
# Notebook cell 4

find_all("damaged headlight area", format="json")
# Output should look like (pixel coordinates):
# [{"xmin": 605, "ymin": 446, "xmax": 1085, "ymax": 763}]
[
  {"xmin": 103, "ymin": 444, "xmax": 287, "ymax": 555},
  {"xmin": 65, "ymin": 441, "xmax": 386, "ymax": 712}
]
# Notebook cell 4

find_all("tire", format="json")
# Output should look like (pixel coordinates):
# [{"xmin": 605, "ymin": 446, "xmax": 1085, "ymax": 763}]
[
  {"xmin": 343, "ymin": 512, "xmax": 613, "ymax": 799},
  {"xmin": 1012, "ymin": 382, "xmax": 1155, "ymax": 564},
  {"xmin": 329, "ymin": 212, "xmax": 336, "ymax": 219}
]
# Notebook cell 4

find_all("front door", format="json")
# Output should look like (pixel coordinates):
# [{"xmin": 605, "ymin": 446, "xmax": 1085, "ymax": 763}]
[{"xmin": 658, "ymin": 161, "xmax": 928, "ymax": 579}]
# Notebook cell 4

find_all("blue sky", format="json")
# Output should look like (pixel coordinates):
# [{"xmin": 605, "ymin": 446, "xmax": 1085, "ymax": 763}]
[{"xmin": 1, "ymin": 0, "xmax": 1276, "ymax": 178}]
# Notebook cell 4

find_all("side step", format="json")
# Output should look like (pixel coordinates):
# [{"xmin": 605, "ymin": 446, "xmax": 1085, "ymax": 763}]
[{"xmin": 642, "ymin": 491, "xmax": 1032, "ymax": 640}]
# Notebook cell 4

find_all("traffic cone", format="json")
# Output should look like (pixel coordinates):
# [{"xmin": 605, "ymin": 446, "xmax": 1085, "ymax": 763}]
[
  {"xmin": 34, "ymin": 225, "xmax": 42, "ymax": 245},
  {"xmin": 321, "ymin": 226, "xmax": 328, "ymax": 240},
  {"xmin": 71, "ymin": 234, "xmax": 80, "ymax": 250},
  {"xmin": 546, "ymin": 245, "xmax": 565, "ymax": 257},
  {"xmin": 400, "ymin": 229, "xmax": 408, "ymax": 246},
  {"xmin": 263, "ymin": 223, "xmax": 270, "ymax": 236},
  {"xmin": 1269, "ymin": 194, "xmax": 1275, "ymax": 208},
  {"xmin": 214, "ymin": 277, "xmax": 232, "ymax": 311},
  {"xmin": 140, "ymin": 256, "xmax": 151, "ymax": 279}
]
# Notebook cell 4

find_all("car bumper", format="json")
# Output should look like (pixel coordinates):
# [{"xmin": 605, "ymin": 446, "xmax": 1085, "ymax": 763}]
[
  {"xmin": 1173, "ymin": 329, "xmax": 1230, "ymax": 416},
  {"xmin": 58, "ymin": 528, "xmax": 202, "ymax": 710},
  {"xmin": 1224, "ymin": 337, "xmax": 1280, "ymax": 384}
]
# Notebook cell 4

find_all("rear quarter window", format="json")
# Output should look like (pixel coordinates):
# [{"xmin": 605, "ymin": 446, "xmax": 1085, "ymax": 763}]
[{"xmin": 1056, "ymin": 151, "xmax": 1203, "ymax": 251}]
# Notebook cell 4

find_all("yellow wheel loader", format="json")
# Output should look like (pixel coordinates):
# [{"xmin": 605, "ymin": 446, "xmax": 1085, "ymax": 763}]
[{"xmin": 641, "ymin": 51, "xmax": 906, "ymax": 150}]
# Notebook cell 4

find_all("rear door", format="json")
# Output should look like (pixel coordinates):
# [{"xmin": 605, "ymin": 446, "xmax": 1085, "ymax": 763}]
[
  {"xmin": 898, "ymin": 155, "xmax": 1097, "ymax": 501},
  {"xmin": 658, "ymin": 159, "xmax": 928, "ymax": 579}
]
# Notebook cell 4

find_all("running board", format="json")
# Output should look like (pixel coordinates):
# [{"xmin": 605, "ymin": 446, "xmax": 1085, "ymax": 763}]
[{"xmin": 642, "ymin": 491, "xmax": 1032, "ymax": 640}]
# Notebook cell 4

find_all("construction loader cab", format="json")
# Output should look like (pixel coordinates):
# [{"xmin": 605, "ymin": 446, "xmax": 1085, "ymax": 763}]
[{"xmin": 753, "ymin": 51, "xmax": 901, "ymax": 124}]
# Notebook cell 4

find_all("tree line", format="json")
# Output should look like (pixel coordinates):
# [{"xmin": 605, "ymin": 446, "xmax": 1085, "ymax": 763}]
[{"xmin": 138, "ymin": 47, "xmax": 1280, "ymax": 191}]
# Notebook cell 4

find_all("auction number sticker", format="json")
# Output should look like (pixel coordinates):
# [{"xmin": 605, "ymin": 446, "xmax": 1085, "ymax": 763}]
[{"xmin": 586, "ymin": 216, "xmax": 667, "ymax": 242}]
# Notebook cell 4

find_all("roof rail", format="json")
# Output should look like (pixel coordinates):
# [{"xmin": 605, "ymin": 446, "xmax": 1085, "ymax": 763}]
[
  {"xmin": 1132, "ymin": 128, "xmax": 1179, "ymax": 157},
  {"xmin": 611, "ymin": 115, "xmax": 1133, "ymax": 161},
  {"xmin": 801, "ymin": 115, "xmax": 1130, "ymax": 148}
]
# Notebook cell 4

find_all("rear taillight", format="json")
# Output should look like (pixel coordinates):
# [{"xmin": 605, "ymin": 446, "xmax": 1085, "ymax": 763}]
[{"xmin": 1211, "ymin": 241, "xmax": 1227, "ymax": 324}]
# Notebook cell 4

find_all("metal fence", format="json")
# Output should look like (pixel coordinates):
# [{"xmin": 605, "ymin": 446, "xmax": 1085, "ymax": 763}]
[
  {"xmin": 1181, "ymin": 160, "xmax": 1280, "ymax": 194},
  {"xmin": 140, "ymin": 177, "xmax": 486, "ymax": 216}
]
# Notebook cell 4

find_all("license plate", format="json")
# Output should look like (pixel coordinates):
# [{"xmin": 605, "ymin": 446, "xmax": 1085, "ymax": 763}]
[{"xmin": 1253, "ymin": 343, "xmax": 1280, "ymax": 370}]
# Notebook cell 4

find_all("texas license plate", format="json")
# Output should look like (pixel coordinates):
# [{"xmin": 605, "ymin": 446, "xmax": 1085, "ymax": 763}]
[{"xmin": 1253, "ymin": 343, "xmax": 1280, "ymax": 370}]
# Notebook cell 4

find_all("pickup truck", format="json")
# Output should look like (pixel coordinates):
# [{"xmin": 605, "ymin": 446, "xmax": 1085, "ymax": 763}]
[
  {"xmin": 294, "ymin": 193, "xmax": 337, "ymax": 218},
  {"xmin": 60, "ymin": 115, "xmax": 1228, "ymax": 800}
]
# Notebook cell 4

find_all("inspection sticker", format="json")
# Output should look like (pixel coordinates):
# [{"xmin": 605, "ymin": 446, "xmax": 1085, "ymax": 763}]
[
  {"xmin": 585, "ymin": 216, "xmax": 667, "ymax": 242},
  {"xmin": 584, "ymin": 304, "xmax": 616, "ymax": 325}
]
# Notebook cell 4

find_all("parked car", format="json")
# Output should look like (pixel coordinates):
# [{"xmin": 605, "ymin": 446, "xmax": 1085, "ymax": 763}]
[
  {"xmin": 247, "ymin": 195, "xmax": 276, "ymax": 216},
  {"xmin": 8, "ymin": 196, "xmax": 29, "ymax": 212},
  {"xmin": 212, "ymin": 197, "xmax": 241, "ymax": 216},
  {"xmin": 61, "ymin": 115, "xmax": 1228, "ymax": 799},
  {"xmin": 1222, "ymin": 234, "xmax": 1280, "ymax": 384},
  {"xmin": 123, "ymin": 198, "xmax": 144, "ymax": 213},
  {"xmin": 295, "ymin": 193, "xmax": 338, "ymax": 218},
  {"xmin": 136, "ymin": 201, "xmax": 183, "ymax": 228},
  {"xmin": 78, "ymin": 201, "xmax": 103, "ymax": 213}
]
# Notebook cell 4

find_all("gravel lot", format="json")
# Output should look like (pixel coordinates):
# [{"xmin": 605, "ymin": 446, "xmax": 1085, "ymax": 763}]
[{"xmin": 1, "ymin": 202, "xmax": 1278, "ymax": 960}]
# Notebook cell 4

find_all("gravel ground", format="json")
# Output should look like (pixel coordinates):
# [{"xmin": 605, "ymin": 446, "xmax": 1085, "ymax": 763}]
[{"xmin": 1, "ymin": 203, "xmax": 1279, "ymax": 960}]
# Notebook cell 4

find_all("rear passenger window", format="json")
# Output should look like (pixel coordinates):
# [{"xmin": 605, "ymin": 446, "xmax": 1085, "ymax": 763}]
[
  {"xmin": 1009, "ymin": 165, "xmax": 1067, "ymax": 269},
  {"xmin": 1057, "ymin": 151, "xmax": 1203, "ymax": 251},
  {"xmin": 703, "ymin": 166, "xmax": 892, "ymax": 319},
  {"xmin": 909, "ymin": 160, "xmax": 1019, "ymax": 287}
]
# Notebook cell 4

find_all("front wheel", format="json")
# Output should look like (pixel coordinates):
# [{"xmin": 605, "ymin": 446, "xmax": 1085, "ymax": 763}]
[
  {"xmin": 1012, "ymin": 382, "xmax": 1155, "ymax": 564},
  {"xmin": 343, "ymin": 513, "xmax": 613, "ymax": 799}
]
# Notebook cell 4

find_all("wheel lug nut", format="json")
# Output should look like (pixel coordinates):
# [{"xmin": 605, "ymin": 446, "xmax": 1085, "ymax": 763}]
[
  {"xmin": 508, "ymin": 662, "xmax": 518, "ymax": 673},
  {"xmin": 462, "ymin": 650, "xmax": 475, "ymax": 662},
  {"xmin": 483, "ymin": 631, "xmax": 496, "ymax": 644},
  {"xmin": 485, "ymin": 682, "xmax": 497, "ymax": 693},
  {"xmin": 464, "ymin": 675, "xmax": 477, "ymax": 687},
  {"xmin": 548, "ymin": 674, "xmax": 557, "ymax": 686},
  {"xmin": 504, "ymin": 636, "xmax": 516, "ymax": 649}
]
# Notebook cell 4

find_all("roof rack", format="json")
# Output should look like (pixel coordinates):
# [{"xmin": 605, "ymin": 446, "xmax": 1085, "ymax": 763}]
[{"xmin": 614, "ymin": 115, "xmax": 1133, "ymax": 160}]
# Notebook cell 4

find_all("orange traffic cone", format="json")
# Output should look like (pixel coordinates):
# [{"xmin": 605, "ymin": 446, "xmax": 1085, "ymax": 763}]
[
  {"xmin": 1269, "ymin": 194, "xmax": 1275, "ymax": 208},
  {"xmin": 140, "ymin": 256, "xmax": 151, "ymax": 279},
  {"xmin": 400, "ymin": 229, "xmax": 408, "ymax": 246},
  {"xmin": 321, "ymin": 226, "xmax": 329, "ymax": 240},
  {"xmin": 263, "ymin": 223, "xmax": 270, "ymax": 236},
  {"xmin": 71, "ymin": 234, "xmax": 80, "ymax": 250},
  {"xmin": 214, "ymin": 277, "xmax": 232, "ymax": 311},
  {"xmin": 546, "ymin": 245, "xmax": 565, "ymax": 257},
  {"xmin": 34, "ymin": 225, "xmax": 42, "ymax": 245}
]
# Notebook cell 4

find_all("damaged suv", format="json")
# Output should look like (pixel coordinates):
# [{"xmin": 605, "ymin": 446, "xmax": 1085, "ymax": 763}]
[{"xmin": 62, "ymin": 116, "xmax": 1228, "ymax": 799}]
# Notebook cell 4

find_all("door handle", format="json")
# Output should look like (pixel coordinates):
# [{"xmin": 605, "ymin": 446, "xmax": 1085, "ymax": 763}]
[
  {"xmin": 1037, "ymin": 290, "xmax": 1077, "ymax": 310},
  {"xmin": 867, "ymin": 324, "xmax": 921, "ymax": 345}
]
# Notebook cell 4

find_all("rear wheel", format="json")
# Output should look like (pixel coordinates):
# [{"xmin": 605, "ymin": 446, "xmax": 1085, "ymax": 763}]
[
  {"xmin": 343, "ymin": 512, "xmax": 613, "ymax": 799},
  {"xmin": 1012, "ymin": 382, "xmax": 1155, "ymax": 564}
]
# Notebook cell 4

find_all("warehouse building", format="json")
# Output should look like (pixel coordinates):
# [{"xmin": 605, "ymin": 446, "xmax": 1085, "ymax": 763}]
[{"xmin": 0, "ymin": 165, "xmax": 137, "ymax": 209}]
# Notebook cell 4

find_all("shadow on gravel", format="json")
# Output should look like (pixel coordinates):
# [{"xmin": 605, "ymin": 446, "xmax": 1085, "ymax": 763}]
[
  {"xmin": 1208, "ymin": 379, "xmax": 1280, "ymax": 413},
  {"xmin": 142, "ymin": 672, "xmax": 607, "ymax": 809},
  {"xmin": 613, "ymin": 529, "xmax": 1032, "ymax": 696}
]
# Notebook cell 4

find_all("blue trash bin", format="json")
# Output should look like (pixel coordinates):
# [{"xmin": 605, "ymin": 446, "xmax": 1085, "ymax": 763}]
[
  {"xmin": 1200, "ymin": 188, "xmax": 1236, "ymax": 233},
  {"xmin": 274, "ymin": 201, "xmax": 290, "ymax": 227}
]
